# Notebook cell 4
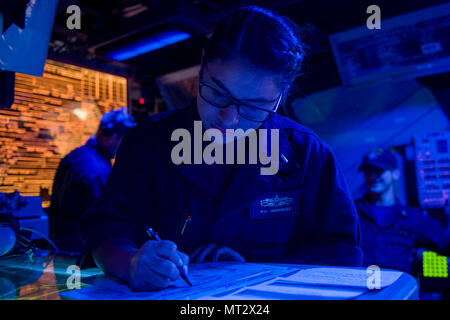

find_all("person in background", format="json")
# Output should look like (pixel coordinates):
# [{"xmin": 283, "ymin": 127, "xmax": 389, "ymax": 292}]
[
  {"xmin": 355, "ymin": 147, "xmax": 450, "ymax": 274},
  {"xmin": 49, "ymin": 108, "xmax": 136, "ymax": 253}
]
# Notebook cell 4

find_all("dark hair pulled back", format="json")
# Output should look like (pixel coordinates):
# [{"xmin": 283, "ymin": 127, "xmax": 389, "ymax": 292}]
[{"xmin": 203, "ymin": 5, "xmax": 305, "ymax": 94}]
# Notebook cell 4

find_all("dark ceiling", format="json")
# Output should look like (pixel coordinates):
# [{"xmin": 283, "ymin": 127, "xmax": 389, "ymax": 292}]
[{"xmin": 49, "ymin": 0, "xmax": 450, "ymax": 96}]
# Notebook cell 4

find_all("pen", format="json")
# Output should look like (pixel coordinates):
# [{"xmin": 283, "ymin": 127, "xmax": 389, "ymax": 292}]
[
  {"xmin": 181, "ymin": 212, "xmax": 191, "ymax": 236},
  {"xmin": 145, "ymin": 226, "xmax": 192, "ymax": 287}
]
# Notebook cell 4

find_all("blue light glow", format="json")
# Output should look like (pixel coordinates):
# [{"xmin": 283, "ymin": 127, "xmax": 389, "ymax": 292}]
[{"xmin": 107, "ymin": 30, "xmax": 191, "ymax": 61}]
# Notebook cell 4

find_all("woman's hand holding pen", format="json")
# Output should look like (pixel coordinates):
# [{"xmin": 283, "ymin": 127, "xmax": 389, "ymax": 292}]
[{"xmin": 128, "ymin": 240, "xmax": 189, "ymax": 291}]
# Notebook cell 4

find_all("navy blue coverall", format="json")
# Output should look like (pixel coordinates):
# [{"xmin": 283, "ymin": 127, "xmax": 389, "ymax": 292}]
[
  {"xmin": 50, "ymin": 137, "xmax": 112, "ymax": 252},
  {"xmin": 356, "ymin": 197, "xmax": 450, "ymax": 273},
  {"xmin": 79, "ymin": 102, "xmax": 363, "ymax": 266}
]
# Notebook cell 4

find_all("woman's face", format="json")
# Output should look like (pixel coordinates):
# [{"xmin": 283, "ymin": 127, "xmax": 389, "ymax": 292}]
[{"xmin": 197, "ymin": 57, "xmax": 282, "ymax": 136}]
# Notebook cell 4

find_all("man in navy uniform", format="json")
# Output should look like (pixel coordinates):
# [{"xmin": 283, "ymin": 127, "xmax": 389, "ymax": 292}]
[
  {"xmin": 79, "ymin": 6, "xmax": 362, "ymax": 291},
  {"xmin": 49, "ymin": 108, "xmax": 136, "ymax": 252},
  {"xmin": 356, "ymin": 148, "xmax": 450, "ymax": 274}
]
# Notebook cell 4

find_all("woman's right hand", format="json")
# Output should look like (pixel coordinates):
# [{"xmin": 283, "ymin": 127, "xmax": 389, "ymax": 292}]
[{"xmin": 128, "ymin": 240, "xmax": 189, "ymax": 291}]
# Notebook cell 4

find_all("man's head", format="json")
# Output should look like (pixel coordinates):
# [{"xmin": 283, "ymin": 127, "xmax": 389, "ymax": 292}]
[
  {"xmin": 359, "ymin": 148, "xmax": 400, "ymax": 195},
  {"xmin": 96, "ymin": 108, "xmax": 136, "ymax": 159}
]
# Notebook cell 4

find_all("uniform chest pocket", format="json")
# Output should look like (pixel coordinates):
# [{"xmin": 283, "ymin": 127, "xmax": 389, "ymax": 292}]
[
  {"xmin": 241, "ymin": 215, "xmax": 298, "ymax": 246},
  {"xmin": 386, "ymin": 228, "xmax": 415, "ymax": 249}
]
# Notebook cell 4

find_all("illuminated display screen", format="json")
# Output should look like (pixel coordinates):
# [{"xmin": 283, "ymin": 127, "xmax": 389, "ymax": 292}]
[
  {"xmin": 0, "ymin": 60, "xmax": 128, "ymax": 207},
  {"xmin": 422, "ymin": 251, "xmax": 449, "ymax": 278}
]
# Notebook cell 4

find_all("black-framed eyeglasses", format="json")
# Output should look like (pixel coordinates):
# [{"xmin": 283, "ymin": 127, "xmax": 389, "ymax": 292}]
[{"xmin": 198, "ymin": 80, "xmax": 282, "ymax": 123}]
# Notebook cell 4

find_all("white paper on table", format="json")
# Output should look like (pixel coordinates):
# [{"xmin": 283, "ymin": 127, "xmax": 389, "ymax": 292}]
[
  {"xmin": 200, "ymin": 275, "xmax": 369, "ymax": 300},
  {"xmin": 279, "ymin": 267, "xmax": 403, "ymax": 289},
  {"xmin": 202, "ymin": 283, "xmax": 367, "ymax": 300}
]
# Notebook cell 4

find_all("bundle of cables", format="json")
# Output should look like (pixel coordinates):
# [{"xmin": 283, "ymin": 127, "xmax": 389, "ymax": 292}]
[{"xmin": 0, "ymin": 213, "xmax": 58, "ymax": 267}]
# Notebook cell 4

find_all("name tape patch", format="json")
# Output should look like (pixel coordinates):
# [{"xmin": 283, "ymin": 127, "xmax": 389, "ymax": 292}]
[{"xmin": 250, "ymin": 190, "xmax": 300, "ymax": 220}]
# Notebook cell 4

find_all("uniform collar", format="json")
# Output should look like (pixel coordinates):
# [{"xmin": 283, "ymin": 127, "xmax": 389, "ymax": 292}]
[
  {"xmin": 358, "ymin": 196, "xmax": 405, "ymax": 228},
  {"xmin": 263, "ymin": 113, "xmax": 299, "ymax": 172},
  {"xmin": 86, "ymin": 137, "xmax": 113, "ymax": 164}
]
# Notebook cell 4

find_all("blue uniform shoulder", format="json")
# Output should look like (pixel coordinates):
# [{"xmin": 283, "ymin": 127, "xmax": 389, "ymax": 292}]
[
  {"xmin": 147, "ymin": 107, "xmax": 179, "ymax": 123},
  {"xmin": 272, "ymin": 113, "xmax": 318, "ymax": 136},
  {"xmin": 271, "ymin": 113, "xmax": 332, "ymax": 157},
  {"xmin": 133, "ymin": 104, "xmax": 194, "ymax": 134},
  {"xmin": 117, "ymin": 105, "xmax": 196, "ymax": 163},
  {"xmin": 61, "ymin": 143, "xmax": 111, "ymax": 179}
]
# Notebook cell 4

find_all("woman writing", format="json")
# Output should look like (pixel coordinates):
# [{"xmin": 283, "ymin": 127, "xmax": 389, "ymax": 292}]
[{"xmin": 79, "ymin": 6, "xmax": 362, "ymax": 291}]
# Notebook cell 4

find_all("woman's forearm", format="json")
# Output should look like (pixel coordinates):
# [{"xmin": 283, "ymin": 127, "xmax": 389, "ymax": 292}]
[{"xmin": 92, "ymin": 238, "xmax": 139, "ymax": 283}]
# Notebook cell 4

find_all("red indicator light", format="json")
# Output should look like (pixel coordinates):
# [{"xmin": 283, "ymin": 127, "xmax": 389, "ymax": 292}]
[{"xmin": 139, "ymin": 98, "xmax": 145, "ymax": 104}]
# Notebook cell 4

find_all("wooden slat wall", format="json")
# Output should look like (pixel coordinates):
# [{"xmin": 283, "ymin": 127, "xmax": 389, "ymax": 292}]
[{"xmin": 0, "ymin": 60, "xmax": 128, "ymax": 207}]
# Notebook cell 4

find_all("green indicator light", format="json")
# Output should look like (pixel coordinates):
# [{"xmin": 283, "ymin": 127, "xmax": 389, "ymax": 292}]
[{"xmin": 423, "ymin": 251, "xmax": 448, "ymax": 278}]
